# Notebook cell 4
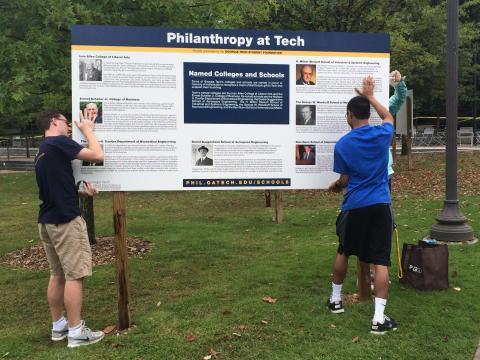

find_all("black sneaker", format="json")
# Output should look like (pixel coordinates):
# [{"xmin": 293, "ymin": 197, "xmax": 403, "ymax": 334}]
[
  {"xmin": 326, "ymin": 298, "xmax": 344, "ymax": 314},
  {"xmin": 370, "ymin": 315, "xmax": 398, "ymax": 334}
]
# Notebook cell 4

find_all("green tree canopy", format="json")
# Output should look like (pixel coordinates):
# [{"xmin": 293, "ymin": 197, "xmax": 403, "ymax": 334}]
[{"xmin": 0, "ymin": 0, "xmax": 478, "ymax": 131}]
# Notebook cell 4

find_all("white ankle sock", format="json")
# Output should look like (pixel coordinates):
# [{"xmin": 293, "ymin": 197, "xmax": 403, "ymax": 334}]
[
  {"xmin": 373, "ymin": 297, "xmax": 387, "ymax": 323},
  {"xmin": 52, "ymin": 316, "xmax": 67, "ymax": 331},
  {"xmin": 68, "ymin": 321, "xmax": 83, "ymax": 337},
  {"xmin": 330, "ymin": 282, "xmax": 343, "ymax": 302}
]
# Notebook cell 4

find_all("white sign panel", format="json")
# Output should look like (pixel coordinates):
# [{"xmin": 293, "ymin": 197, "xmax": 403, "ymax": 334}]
[{"xmin": 71, "ymin": 26, "xmax": 390, "ymax": 191}]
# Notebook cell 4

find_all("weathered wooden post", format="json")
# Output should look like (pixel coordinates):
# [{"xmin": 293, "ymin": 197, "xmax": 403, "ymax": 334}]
[
  {"xmin": 112, "ymin": 191, "xmax": 130, "ymax": 329},
  {"xmin": 357, "ymin": 261, "xmax": 371, "ymax": 302},
  {"xmin": 274, "ymin": 190, "xmax": 283, "ymax": 224},
  {"xmin": 265, "ymin": 190, "xmax": 271, "ymax": 207},
  {"xmin": 79, "ymin": 196, "xmax": 96, "ymax": 244}
]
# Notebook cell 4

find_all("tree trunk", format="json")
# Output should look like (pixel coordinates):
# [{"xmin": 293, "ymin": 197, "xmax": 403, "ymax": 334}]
[
  {"xmin": 265, "ymin": 190, "xmax": 271, "ymax": 207},
  {"xmin": 274, "ymin": 191, "xmax": 283, "ymax": 224},
  {"xmin": 401, "ymin": 135, "xmax": 408, "ymax": 155}
]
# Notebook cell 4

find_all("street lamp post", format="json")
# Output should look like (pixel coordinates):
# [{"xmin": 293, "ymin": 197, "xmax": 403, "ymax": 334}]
[
  {"xmin": 430, "ymin": 0, "xmax": 474, "ymax": 242},
  {"xmin": 473, "ymin": 44, "xmax": 477, "ymax": 141}
]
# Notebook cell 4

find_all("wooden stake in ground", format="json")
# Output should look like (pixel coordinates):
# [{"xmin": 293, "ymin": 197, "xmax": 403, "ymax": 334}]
[
  {"xmin": 357, "ymin": 260, "xmax": 371, "ymax": 302},
  {"xmin": 79, "ymin": 196, "xmax": 96, "ymax": 245},
  {"xmin": 265, "ymin": 190, "xmax": 271, "ymax": 207},
  {"xmin": 112, "ymin": 191, "xmax": 130, "ymax": 329},
  {"xmin": 274, "ymin": 190, "xmax": 283, "ymax": 224}
]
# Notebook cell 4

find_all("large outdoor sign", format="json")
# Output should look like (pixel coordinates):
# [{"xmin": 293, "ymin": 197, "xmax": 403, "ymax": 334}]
[{"xmin": 71, "ymin": 25, "xmax": 390, "ymax": 191}]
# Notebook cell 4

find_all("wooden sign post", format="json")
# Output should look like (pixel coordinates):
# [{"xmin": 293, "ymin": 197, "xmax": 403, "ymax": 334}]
[
  {"xmin": 264, "ymin": 190, "xmax": 272, "ymax": 208},
  {"xmin": 274, "ymin": 190, "xmax": 283, "ymax": 224},
  {"xmin": 112, "ymin": 191, "xmax": 130, "ymax": 330},
  {"xmin": 357, "ymin": 260, "xmax": 371, "ymax": 302}
]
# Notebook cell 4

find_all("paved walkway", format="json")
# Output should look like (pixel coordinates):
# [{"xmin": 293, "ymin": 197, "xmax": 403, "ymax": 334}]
[{"xmin": 474, "ymin": 342, "xmax": 480, "ymax": 360}]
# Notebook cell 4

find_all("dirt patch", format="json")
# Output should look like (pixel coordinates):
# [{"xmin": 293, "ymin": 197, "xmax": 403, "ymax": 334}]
[{"xmin": 0, "ymin": 236, "xmax": 152, "ymax": 271}]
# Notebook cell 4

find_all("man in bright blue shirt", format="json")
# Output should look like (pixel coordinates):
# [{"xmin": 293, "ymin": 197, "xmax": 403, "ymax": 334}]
[{"xmin": 326, "ymin": 76, "xmax": 397, "ymax": 335}]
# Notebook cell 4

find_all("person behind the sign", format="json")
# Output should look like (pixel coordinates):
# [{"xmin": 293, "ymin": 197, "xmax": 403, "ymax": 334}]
[
  {"xmin": 195, "ymin": 145, "xmax": 213, "ymax": 166},
  {"xmin": 35, "ymin": 109, "xmax": 105, "ymax": 348},
  {"xmin": 387, "ymin": 70, "xmax": 408, "ymax": 190},
  {"xmin": 326, "ymin": 76, "xmax": 397, "ymax": 335},
  {"xmin": 297, "ymin": 105, "xmax": 315, "ymax": 126},
  {"xmin": 296, "ymin": 65, "xmax": 315, "ymax": 85}
]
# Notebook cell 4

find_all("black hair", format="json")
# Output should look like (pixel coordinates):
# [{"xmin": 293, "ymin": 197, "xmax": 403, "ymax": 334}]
[
  {"xmin": 346, "ymin": 96, "xmax": 370, "ymax": 120},
  {"xmin": 36, "ymin": 110, "xmax": 63, "ymax": 132}
]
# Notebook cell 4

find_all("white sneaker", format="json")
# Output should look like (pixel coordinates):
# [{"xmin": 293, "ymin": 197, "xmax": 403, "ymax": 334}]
[
  {"xmin": 67, "ymin": 320, "xmax": 105, "ymax": 348},
  {"xmin": 51, "ymin": 322, "xmax": 69, "ymax": 341}
]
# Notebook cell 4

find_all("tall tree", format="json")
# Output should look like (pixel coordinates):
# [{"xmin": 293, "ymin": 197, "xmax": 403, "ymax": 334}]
[
  {"xmin": 0, "ymin": 0, "xmax": 75, "ymax": 129},
  {"xmin": 1, "ymin": 0, "xmax": 478, "ymax": 128}
]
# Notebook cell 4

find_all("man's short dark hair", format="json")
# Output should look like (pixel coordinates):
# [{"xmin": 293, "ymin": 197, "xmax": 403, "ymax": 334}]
[
  {"xmin": 36, "ymin": 110, "xmax": 63, "ymax": 132},
  {"xmin": 347, "ymin": 96, "xmax": 371, "ymax": 120}
]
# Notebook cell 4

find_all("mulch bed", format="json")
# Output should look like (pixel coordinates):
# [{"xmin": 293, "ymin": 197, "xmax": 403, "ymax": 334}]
[{"xmin": 0, "ymin": 236, "xmax": 152, "ymax": 271}]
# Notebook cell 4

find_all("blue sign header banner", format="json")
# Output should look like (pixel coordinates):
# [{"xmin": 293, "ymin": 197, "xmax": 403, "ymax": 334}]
[{"xmin": 72, "ymin": 25, "xmax": 389, "ymax": 53}]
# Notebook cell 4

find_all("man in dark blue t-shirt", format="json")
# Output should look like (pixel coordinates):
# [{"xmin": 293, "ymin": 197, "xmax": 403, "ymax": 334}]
[
  {"xmin": 35, "ymin": 109, "xmax": 105, "ymax": 348},
  {"xmin": 326, "ymin": 76, "xmax": 397, "ymax": 335}
]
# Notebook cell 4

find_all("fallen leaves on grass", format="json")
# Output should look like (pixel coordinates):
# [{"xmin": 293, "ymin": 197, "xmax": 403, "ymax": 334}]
[
  {"xmin": 262, "ymin": 296, "xmax": 277, "ymax": 304},
  {"xmin": 185, "ymin": 335, "xmax": 197, "ymax": 342},
  {"xmin": 0, "ymin": 236, "xmax": 152, "ymax": 270},
  {"xmin": 342, "ymin": 293, "xmax": 360, "ymax": 305},
  {"xmin": 238, "ymin": 324, "xmax": 248, "ymax": 331},
  {"xmin": 208, "ymin": 348, "xmax": 220, "ymax": 358},
  {"xmin": 391, "ymin": 154, "xmax": 480, "ymax": 200},
  {"xmin": 352, "ymin": 336, "xmax": 360, "ymax": 343},
  {"xmin": 103, "ymin": 325, "xmax": 116, "ymax": 334}
]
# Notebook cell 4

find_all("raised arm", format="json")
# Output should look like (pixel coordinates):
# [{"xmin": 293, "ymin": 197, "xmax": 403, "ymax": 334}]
[
  {"xmin": 74, "ymin": 109, "xmax": 104, "ymax": 163},
  {"xmin": 388, "ymin": 70, "xmax": 407, "ymax": 116},
  {"xmin": 355, "ymin": 76, "xmax": 394, "ymax": 125}
]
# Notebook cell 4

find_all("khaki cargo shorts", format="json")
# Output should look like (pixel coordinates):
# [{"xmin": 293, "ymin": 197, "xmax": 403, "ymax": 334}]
[{"xmin": 38, "ymin": 216, "xmax": 92, "ymax": 281}]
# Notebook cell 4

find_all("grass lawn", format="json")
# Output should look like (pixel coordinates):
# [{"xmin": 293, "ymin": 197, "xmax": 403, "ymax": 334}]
[{"xmin": 0, "ymin": 153, "xmax": 479, "ymax": 360}]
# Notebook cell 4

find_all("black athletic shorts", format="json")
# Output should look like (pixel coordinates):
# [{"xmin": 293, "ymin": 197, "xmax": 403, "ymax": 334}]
[{"xmin": 336, "ymin": 203, "xmax": 393, "ymax": 266}]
